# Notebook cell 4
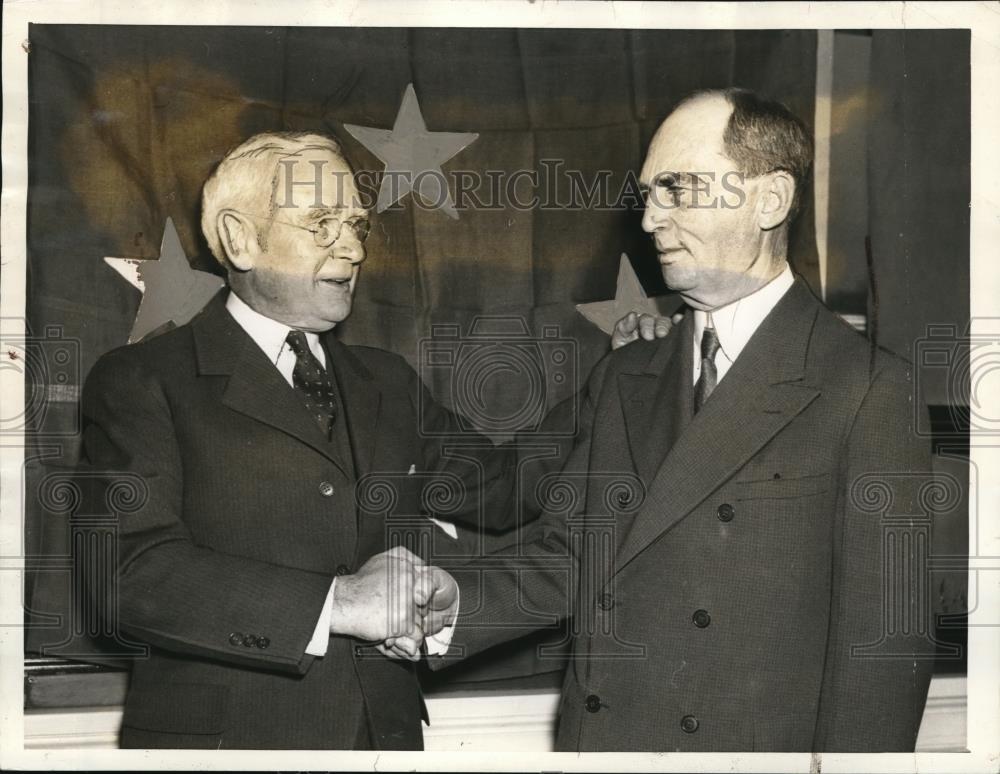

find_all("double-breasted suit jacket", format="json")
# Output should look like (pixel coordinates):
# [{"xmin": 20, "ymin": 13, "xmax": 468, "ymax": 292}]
[
  {"xmin": 438, "ymin": 277, "xmax": 935, "ymax": 751},
  {"xmin": 78, "ymin": 292, "xmax": 518, "ymax": 749}
]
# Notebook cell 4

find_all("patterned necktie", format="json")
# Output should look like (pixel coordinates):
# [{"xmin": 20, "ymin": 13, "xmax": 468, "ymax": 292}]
[
  {"xmin": 285, "ymin": 330, "xmax": 336, "ymax": 437},
  {"xmin": 694, "ymin": 325, "xmax": 722, "ymax": 413}
]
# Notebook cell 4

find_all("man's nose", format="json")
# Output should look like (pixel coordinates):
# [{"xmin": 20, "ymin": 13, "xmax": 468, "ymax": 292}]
[
  {"xmin": 333, "ymin": 235, "xmax": 366, "ymax": 265},
  {"xmin": 642, "ymin": 201, "xmax": 668, "ymax": 234}
]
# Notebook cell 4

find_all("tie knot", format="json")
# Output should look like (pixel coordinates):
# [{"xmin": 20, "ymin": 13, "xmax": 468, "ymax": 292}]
[
  {"xmin": 701, "ymin": 326, "xmax": 721, "ymax": 362},
  {"xmin": 285, "ymin": 329, "xmax": 310, "ymax": 357}
]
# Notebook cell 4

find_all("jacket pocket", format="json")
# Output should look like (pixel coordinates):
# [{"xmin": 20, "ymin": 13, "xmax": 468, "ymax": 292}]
[
  {"xmin": 121, "ymin": 683, "xmax": 229, "ymax": 735},
  {"xmin": 733, "ymin": 472, "xmax": 831, "ymax": 501}
]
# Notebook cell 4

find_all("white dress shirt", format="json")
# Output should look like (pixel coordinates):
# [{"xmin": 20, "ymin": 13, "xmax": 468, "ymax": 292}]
[
  {"xmin": 225, "ymin": 291, "xmax": 455, "ymax": 658},
  {"xmin": 227, "ymin": 291, "xmax": 328, "ymax": 378},
  {"xmin": 692, "ymin": 264, "xmax": 795, "ymax": 386}
]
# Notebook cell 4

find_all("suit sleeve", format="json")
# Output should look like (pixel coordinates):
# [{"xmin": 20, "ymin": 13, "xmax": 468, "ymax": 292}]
[
  {"xmin": 79, "ymin": 350, "xmax": 333, "ymax": 674},
  {"xmin": 408, "ymin": 363, "xmax": 579, "ymax": 534},
  {"xmin": 427, "ymin": 353, "xmax": 612, "ymax": 667},
  {"xmin": 812, "ymin": 362, "xmax": 935, "ymax": 750}
]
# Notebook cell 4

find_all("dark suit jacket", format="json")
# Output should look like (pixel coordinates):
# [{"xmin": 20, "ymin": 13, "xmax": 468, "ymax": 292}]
[
  {"xmin": 436, "ymin": 277, "xmax": 935, "ymax": 752},
  {"xmin": 78, "ymin": 292, "xmax": 518, "ymax": 750}
]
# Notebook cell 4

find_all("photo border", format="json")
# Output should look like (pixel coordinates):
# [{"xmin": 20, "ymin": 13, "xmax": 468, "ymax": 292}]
[{"xmin": 2, "ymin": 2, "xmax": 997, "ymax": 771}]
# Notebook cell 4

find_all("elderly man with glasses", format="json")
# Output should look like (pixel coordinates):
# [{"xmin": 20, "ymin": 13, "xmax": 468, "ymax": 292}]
[{"xmin": 77, "ymin": 132, "xmax": 535, "ymax": 750}]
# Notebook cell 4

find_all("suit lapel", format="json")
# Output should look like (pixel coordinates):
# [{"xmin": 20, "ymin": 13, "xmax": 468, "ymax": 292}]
[
  {"xmin": 615, "ymin": 279, "xmax": 823, "ymax": 575},
  {"xmin": 618, "ymin": 313, "xmax": 694, "ymax": 486},
  {"xmin": 322, "ymin": 335, "xmax": 382, "ymax": 480},
  {"xmin": 192, "ymin": 293, "xmax": 351, "ymax": 476}
]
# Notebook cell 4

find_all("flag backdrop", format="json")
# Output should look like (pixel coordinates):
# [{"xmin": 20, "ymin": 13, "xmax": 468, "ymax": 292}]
[{"xmin": 22, "ymin": 26, "xmax": 969, "ymax": 689}]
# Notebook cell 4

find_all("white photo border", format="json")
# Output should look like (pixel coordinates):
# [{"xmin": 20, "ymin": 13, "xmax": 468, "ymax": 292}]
[{"xmin": 2, "ymin": 2, "xmax": 997, "ymax": 771}]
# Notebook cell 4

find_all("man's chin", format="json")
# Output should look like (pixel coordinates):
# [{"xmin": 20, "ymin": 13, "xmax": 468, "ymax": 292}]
[
  {"xmin": 314, "ymin": 300, "xmax": 352, "ymax": 330},
  {"xmin": 660, "ymin": 265, "xmax": 695, "ymax": 292},
  {"xmin": 330, "ymin": 303, "xmax": 352, "ymax": 325}
]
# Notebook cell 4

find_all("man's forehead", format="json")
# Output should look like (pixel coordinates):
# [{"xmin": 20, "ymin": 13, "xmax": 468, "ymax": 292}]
[
  {"xmin": 641, "ymin": 97, "xmax": 733, "ymax": 180},
  {"xmin": 274, "ymin": 148, "xmax": 364, "ymax": 211}
]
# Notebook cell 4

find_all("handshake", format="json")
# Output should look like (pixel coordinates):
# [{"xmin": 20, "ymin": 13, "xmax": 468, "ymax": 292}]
[{"xmin": 330, "ymin": 547, "xmax": 458, "ymax": 661}]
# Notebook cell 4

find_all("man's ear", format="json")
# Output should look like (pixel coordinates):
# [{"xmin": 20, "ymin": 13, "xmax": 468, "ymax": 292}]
[
  {"xmin": 217, "ymin": 210, "xmax": 258, "ymax": 272},
  {"xmin": 757, "ymin": 170, "xmax": 795, "ymax": 230}
]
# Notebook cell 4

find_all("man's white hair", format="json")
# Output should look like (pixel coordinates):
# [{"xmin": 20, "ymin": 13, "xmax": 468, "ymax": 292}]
[{"xmin": 200, "ymin": 131, "xmax": 349, "ymax": 266}]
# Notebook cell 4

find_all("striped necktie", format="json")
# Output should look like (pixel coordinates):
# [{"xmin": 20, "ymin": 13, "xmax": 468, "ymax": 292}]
[{"xmin": 694, "ymin": 325, "xmax": 721, "ymax": 413}]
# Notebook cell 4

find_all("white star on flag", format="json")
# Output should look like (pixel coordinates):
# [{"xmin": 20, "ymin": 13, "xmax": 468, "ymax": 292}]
[
  {"xmin": 576, "ymin": 253, "xmax": 675, "ymax": 335},
  {"xmin": 344, "ymin": 83, "xmax": 478, "ymax": 219},
  {"xmin": 104, "ymin": 218, "xmax": 224, "ymax": 343}
]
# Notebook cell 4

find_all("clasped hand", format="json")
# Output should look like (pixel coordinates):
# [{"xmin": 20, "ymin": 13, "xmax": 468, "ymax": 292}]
[
  {"xmin": 332, "ymin": 547, "xmax": 458, "ymax": 662},
  {"xmin": 330, "ymin": 314, "xmax": 678, "ymax": 658}
]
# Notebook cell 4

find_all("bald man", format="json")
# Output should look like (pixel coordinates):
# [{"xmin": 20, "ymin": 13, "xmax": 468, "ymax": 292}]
[{"xmin": 428, "ymin": 89, "xmax": 935, "ymax": 752}]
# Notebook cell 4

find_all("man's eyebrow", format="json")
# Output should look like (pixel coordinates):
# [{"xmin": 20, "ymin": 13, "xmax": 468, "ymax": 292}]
[
  {"xmin": 653, "ymin": 170, "xmax": 701, "ymax": 185},
  {"xmin": 305, "ymin": 206, "xmax": 347, "ymax": 217},
  {"xmin": 305, "ymin": 205, "xmax": 372, "ymax": 221}
]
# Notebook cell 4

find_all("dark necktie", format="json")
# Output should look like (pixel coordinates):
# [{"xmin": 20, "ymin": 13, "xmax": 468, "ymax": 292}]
[
  {"xmin": 285, "ymin": 330, "xmax": 336, "ymax": 438},
  {"xmin": 694, "ymin": 325, "xmax": 722, "ymax": 413}
]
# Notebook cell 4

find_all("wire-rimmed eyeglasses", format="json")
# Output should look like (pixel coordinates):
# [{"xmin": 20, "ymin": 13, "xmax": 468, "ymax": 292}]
[{"xmin": 235, "ymin": 210, "xmax": 371, "ymax": 247}]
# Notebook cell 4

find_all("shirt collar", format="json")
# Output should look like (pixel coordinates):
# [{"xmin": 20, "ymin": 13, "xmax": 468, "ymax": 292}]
[
  {"xmin": 225, "ymin": 290, "xmax": 321, "ymax": 365},
  {"xmin": 693, "ymin": 263, "xmax": 795, "ymax": 363}
]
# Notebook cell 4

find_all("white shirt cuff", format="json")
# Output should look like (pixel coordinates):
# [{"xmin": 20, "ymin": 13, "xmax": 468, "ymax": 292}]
[
  {"xmin": 424, "ymin": 587, "xmax": 459, "ymax": 655},
  {"xmin": 305, "ymin": 578, "xmax": 336, "ymax": 656},
  {"xmin": 424, "ymin": 516, "xmax": 457, "ymax": 654}
]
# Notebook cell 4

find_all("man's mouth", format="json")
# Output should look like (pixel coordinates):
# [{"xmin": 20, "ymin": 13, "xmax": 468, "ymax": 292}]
[
  {"xmin": 657, "ymin": 246, "xmax": 685, "ymax": 260},
  {"xmin": 319, "ymin": 277, "xmax": 352, "ymax": 287}
]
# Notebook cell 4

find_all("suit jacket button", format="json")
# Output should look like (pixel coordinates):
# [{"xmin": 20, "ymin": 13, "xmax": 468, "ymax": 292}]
[
  {"xmin": 319, "ymin": 481, "xmax": 335, "ymax": 497},
  {"xmin": 256, "ymin": 637, "xmax": 270, "ymax": 649},
  {"xmin": 692, "ymin": 609, "xmax": 711, "ymax": 628},
  {"xmin": 681, "ymin": 715, "xmax": 699, "ymax": 733},
  {"xmin": 228, "ymin": 632, "xmax": 243, "ymax": 646},
  {"xmin": 584, "ymin": 694, "xmax": 602, "ymax": 713},
  {"xmin": 717, "ymin": 503, "xmax": 735, "ymax": 522},
  {"xmin": 336, "ymin": 564, "xmax": 351, "ymax": 576},
  {"xmin": 598, "ymin": 593, "xmax": 615, "ymax": 611},
  {"xmin": 242, "ymin": 634, "xmax": 257, "ymax": 647}
]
